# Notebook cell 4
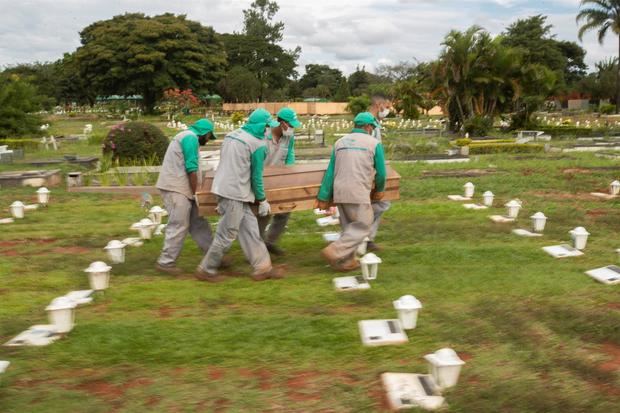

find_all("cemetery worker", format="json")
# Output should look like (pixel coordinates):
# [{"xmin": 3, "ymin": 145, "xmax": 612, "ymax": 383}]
[
  {"xmin": 315, "ymin": 112, "xmax": 387, "ymax": 271},
  {"xmin": 366, "ymin": 93, "xmax": 392, "ymax": 251},
  {"xmin": 156, "ymin": 118, "xmax": 216, "ymax": 274},
  {"xmin": 197, "ymin": 108, "xmax": 283, "ymax": 282},
  {"xmin": 257, "ymin": 107, "xmax": 301, "ymax": 256}
]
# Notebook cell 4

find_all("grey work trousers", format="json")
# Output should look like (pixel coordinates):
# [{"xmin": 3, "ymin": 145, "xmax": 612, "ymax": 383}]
[
  {"xmin": 199, "ymin": 197, "xmax": 271, "ymax": 274},
  {"xmin": 370, "ymin": 200, "xmax": 391, "ymax": 241},
  {"xmin": 330, "ymin": 203, "xmax": 373, "ymax": 261},
  {"xmin": 257, "ymin": 213, "xmax": 291, "ymax": 245},
  {"xmin": 157, "ymin": 190, "xmax": 212, "ymax": 266}
]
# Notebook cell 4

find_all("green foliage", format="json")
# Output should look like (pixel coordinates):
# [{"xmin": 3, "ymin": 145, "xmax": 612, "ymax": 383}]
[
  {"xmin": 218, "ymin": 65, "xmax": 262, "ymax": 102},
  {"xmin": 242, "ymin": 0, "xmax": 284, "ymax": 43},
  {"xmin": 0, "ymin": 74, "xmax": 43, "ymax": 138},
  {"xmin": 469, "ymin": 143, "xmax": 545, "ymax": 154},
  {"xmin": 599, "ymin": 103, "xmax": 616, "ymax": 114},
  {"xmin": 536, "ymin": 126, "xmax": 606, "ymax": 137},
  {"xmin": 102, "ymin": 121, "xmax": 168, "ymax": 164},
  {"xmin": 346, "ymin": 95, "xmax": 371, "ymax": 115},
  {"xmin": 392, "ymin": 78, "xmax": 423, "ymax": 119},
  {"xmin": 0, "ymin": 138, "xmax": 40, "ymax": 151},
  {"xmin": 74, "ymin": 13, "xmax": 226, "ymax": 113},
  {"xmin": 299, "ymin": 64, "xmax": 345, "ymax": 99},
  {"xmin": 455, "ymin": 138, "xmax": 473, "ymax": 147},
  {"xmin": 463, "ymin": 115, "xmax": 493, "ymax": 136},
  {"xmin": 230, "ymin": 111, "xmax": 245, "ymax": 124}
]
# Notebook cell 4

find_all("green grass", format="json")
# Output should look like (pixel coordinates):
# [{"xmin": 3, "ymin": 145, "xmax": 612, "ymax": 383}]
[{"xmin": 0, "ymin": 130, "xmax": 619, "ymax": 412}]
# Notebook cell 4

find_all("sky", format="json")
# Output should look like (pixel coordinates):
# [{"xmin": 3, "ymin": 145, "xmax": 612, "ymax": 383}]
[{"xmin": 0, "ymin": 0, "xmax": 615, "ymax": 75}]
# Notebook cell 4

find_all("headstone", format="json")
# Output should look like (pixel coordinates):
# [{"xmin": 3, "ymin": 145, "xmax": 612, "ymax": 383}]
[
  {"xmin": 585, "ymin": 266, "xmax": 620, "ymax": 285},
  {"xmin": 381, "ymin": 373, "xmax": 445, "ymax": 411},
  {"xmin": 4, "ymin": 325, "xmax": 61, "ymax": 347},
  {"xmin": 333, "ymin": 275, "xmax": 371, "ymax": 291},
  {"xmin": 542, "ymin": 244, "xmax": 584, "ymax": 258},
  {"xmin": 358, "ymin": 319, "xmax": 408, "ymax": 346}
]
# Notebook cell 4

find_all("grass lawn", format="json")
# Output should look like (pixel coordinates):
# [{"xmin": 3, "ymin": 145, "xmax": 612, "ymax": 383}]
[{"xmin": 0, "ymin": 138, "xmax": 619, "ymax": 411}]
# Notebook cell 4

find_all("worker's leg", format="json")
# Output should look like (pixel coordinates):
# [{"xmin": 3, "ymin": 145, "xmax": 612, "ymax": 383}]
[
  {"xmin": 256, "ymin": 214, "xmax": 271, "ymax": 240},
  {"xmin": 237, "ymin": 203, "xmax": 272, "ymax": 274},
  {"xmin": 324, "ymin": 203, "xmax": 373, "ymax": 261},
  {"xmin": 157, "ymin": 190, "xmax": 192, "ymax": 266},
  {"xmin": 265, "ymin": 213, "xmax": 290, "ymax": 245},
  {"xmin": 188, "ymin": 199, "xmax": 213, "ymax": 253},
  {"xmin": 199, "ymin": 198, "xmax": 243, "ymax": 274},
  {"xmin": 369, "ymin": 200, "xmax": 391, "ymax": 241}
]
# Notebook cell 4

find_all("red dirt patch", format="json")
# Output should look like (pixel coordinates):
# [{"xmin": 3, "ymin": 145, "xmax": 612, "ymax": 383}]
[
  {"xmin": 0, "ymin": 238, "xmax": 57, "ymax": 248},
  {"xmin": 527, "ymin": 190, "xmax": 596, "ymax": 201},
  {"xmin": 563, "ymin": 168, "xmax": 593, "ymax": 175},
  {"xmin": 76, "ymin": 380, "xmax": 124, "ymax": 400},
  {"xmin": 599, "ymin": 342, "xmax": 620, "ymax": 373},
  {"xmin": 2, "ymin": 249, "xmax": 19, "ymax": 256},
  {"xmin": 51, "ymin": 246, "xmax": 91, "ymax": 254},
  {"xmin": 144, "ymin": 395, "xmax": 161, "ymax": 407},
  {"xmin": 286, "ymin": 371, "xmax": 323, "ymax": 401},
  {"xmin": 459, "ymin": 352, "xmax": 473, "ymax": 361},
  {"xmin": 157, "ymin": 306, "xmax": 174, "ymax": 319},
  {"xmin": 208, "ymin": 366, "xmax": 226, "ymax": 381},
  {"xmin": 607, "ymin": 302, "xmax": 620, "ymax": 310},
  {"xmin": 586, "ymin": 209, "xmax": 609, "ymax": 219}
]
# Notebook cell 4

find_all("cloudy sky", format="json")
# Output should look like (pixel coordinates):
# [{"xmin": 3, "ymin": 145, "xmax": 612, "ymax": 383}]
[{"xmin": 0, "ymin": 0, "xmax": 615, "ymax": 74}]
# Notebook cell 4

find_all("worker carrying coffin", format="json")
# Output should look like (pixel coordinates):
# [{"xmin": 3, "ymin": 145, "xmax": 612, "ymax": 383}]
[{"xmin": 315, "ymin": 111, "xmax": 387, "ymax": 271}]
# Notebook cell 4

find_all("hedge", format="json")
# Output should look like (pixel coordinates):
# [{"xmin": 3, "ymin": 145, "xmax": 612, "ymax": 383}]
[
  {"xmin": 536, "ymin": 126, "xmax": 616, "ymax": 137},
  {"xmin": 469, "ymin": 143, "xmax": 545, "ymax": 154},
  {"xmin": 0, "ymin": 138, "xmax": 40, "ymax": 151}
]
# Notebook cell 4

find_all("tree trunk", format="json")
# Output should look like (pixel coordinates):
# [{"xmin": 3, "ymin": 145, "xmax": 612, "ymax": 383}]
[{"xmin": 617, "ymin": 35, "xmax": 620, "ymax": 114}]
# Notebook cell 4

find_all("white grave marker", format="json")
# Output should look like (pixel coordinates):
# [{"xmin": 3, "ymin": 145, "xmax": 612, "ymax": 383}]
[
  {"xmin": 463, "ymin": 203, "xmax": 487, "ymax": 210},
  {"xmin": 463, "ymin": 182, "xmax": 475, "ymax": 198},
  {"xmin": 569, "ymin": 227, "xmax": 590, "ymax": 250},
  {"xmin": 542, "ymin": 244, "xmax": 584, "ymax": 258},
  {"xmin": 424, "ymin": 348, "xmax": 466, "ymax": 389},
  {"xmin": 333, "ymin": 275, "xmax": 371, "ymax": 291},
  {"xmin": 393, "ymin": 295, "xmax": 423, "ymax": 329},
  {"xmin": 512, "ymin": 229, "xmax": 543, "ymax": 238},
  {"xmin": 322, "ymin": 232, "xmax": 340, "ymax": 243},
  {"xmin": 9, "ymin": 201, "xmax": 25, "ymax": 219},
  {"xmin": 84, "ymin": 261, "xmax": 111, "ymax": 291},
  {"xmin": 104, "ymin": 240, "xmax": 126, "ymax": 264},
  {"xmin": 63, "ymin": 290, "xmax": 95, "ymax": 305},
  {"xmin": 505, "ymin": 200, "xmax": 521, "ymax": 219},
  {"xmin": 489, "ymin": 215, "xmax": 515, "ymax": 223},
  {"xmin": 316, "ymin": 216, "xmax": 340, "ymax": 227},
  {"xmin": 381, "ymin": 373, "xmax": 445, "ymax": 411},
  {"xmin": 360, "ymin": 253, "xmax": 382, "ymax": 280},
  {"xmin": 0, "ymin": 218, "xmax": 14, "ymax": 224},
  {"xmin": 585, "ymin": 265, "xmax": 620, "ymax": 285},
  {"xmin": 149, "ymin": 206, "xmax": 165, "ymax": 224},
  {"xmin": 0, "ymin": 360, "xmax": 9, "ymax": 374},
  {"xmin": 45, "ymin": 297, "xmax": 77, "ymax": 333},
  {"xmin": 531, "ymin": 212, "xmax": 547, "ymax": 232},
  {"xmin": 36, "ymin": 187, "xmax": 50, "ymax": 205},
  {"xmin": 447, "ymin": 195, "xmax": 471, "ymax": 201},
  {"xmin": 482, "ymin": 191, "xmax": 494, "ymax": 207},
  {"xmin": 4, "ymin": 325, "xmax": 61, "ymax": 347},
  {"xmin": 358, "ymin": 319, "xmax": 408, "ymax": 346}
]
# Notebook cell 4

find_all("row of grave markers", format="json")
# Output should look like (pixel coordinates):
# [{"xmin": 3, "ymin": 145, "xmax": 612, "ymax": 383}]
[
  {"xmin": 450, "ymin": 181, "xmax": 620, "ymax": 285},
  {"xmin": 1, "ymin": 193, "xmax": 170, "ymax": 385},
  {"xmin": 314, "ymin": 209, "xmax": 465, "ymax": 411}
]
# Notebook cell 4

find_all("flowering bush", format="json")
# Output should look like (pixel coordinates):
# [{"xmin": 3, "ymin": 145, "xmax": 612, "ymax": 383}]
[
  {"xmin": 160, "ymin": 89, "xmax": 200, "ymax": 118},
  {"xmin": 102, "ymin": 122, "xmax": 168, "ymax": 164}
]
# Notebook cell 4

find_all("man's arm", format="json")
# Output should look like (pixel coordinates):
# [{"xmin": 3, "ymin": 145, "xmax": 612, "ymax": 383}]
[
  {"xmin": 250, "ymin": 146, "xmax": 268, "ymax": 201},
  {"xmin": 373, "ymin": 143, "xmax": 387, "ymax": 192},
  {"xmin": 285, "ymin": 137, "xmax": 295, "ymax": 165},
  {"xmin": 317, "ymin": 149, "xmax": 336, "ymax": 202},
  {"xmin": 188, "ymin": 172, "xmax": 198, "ymax": 194},
  {"xmin": 180, "ymin": 134, "xmax": 200, "ymax": 193}
]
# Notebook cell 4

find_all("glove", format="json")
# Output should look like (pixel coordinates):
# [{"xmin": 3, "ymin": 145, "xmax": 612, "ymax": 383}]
[
  {"xmin": 314, "ymin": 199, "xmax": 331, "ymax": 211},
  {"xmin": 371, "ymin": 191, "xmax": 385, "ymax": 201},
  {"xmin": 258, "ymin": 200, "xmax": 271, "ymax": 217}
]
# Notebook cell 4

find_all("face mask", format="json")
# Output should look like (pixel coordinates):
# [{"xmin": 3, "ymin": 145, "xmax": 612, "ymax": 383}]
[
  {"xmin": 378, "ymin": 108, "xmax": 390, "ymax": 119},
  {"xmin": 282, "ymin": 126, "xmax": 295, "ymax": 137}
]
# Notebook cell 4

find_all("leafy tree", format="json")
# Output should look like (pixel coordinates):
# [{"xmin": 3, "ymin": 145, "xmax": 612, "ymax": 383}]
[
  {"xmin": 74, "ymin": 13, "xmax": 226, "ymax": 113},
  {"xmin": 217, "ymin": 65, "xmax": 262, "ymax": 102},
  {"xmin": 0, "ymin": 74, "xmax": 42, "ymax": 138},
  {"xmin": 333, "ymin": 79, "xmax": 351, "ymax": 101},
  {"xmin": 299, "ymin": 64, "xmax": 345, "ymax": 97},
  {"xmin": 346, "ymin": 95, "xmax": 371, "ymax": 115},
  {"xmin": 348, "ymin": 66, "xmax": 373, "ymax": 96},
  {"xmin": 242, "ymin": 0, "xmax": 284, "ymax": 43},
  {"xmin": 2, "ymin": 62, "xmax": 61, "ymax": 110},
  {"xmin": 577, "ymin": 0, "xmax": 620, "ymax": 112}
]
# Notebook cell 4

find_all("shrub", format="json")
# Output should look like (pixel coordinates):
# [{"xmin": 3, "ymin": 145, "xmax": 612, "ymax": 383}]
[
  {"xmin": 0, "ymin": 138, "xmax": 40, "ymax": 151},
  {"xmin": 346, "ymin": 95, "xmax": 371, "ymax": 115},
  {"xmin": 469, "ymin": 143, "xmax": 544, "ymax": 154},
  {"xmin": 455, "ymin": 138, "xmax": 472, "ymax": 147},
  {"xmin": 463, "ymin": 115, "xmax": 493, "ymax": 137},
  {"xmin": 230, "ymin": 111, "xmax": 245, "ymax": 124},
  {"xmin": 102, "ymin": 122, "xmax": 168, "ymax": 164},
  {"xmin": 599, "ymin": 103, "xmax": 616, "ymax": 115}
]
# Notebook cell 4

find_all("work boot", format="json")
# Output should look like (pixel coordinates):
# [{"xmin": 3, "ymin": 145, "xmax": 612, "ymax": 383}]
[
  {"xmin": 366, "ymin": 241, "xmax": 381, "ymax": 252},
  {"xmin": 195, "ymin": 267, "xmax": 226, "ymax": 283},
  {"xmin": 156, "ymin": 263, "xmax": 182, "ymax": 275},
  {"xmin": 266, "ymin": 242, "xmax": 285, "ymax": 256},
  {"xmin": 334, "ymin": 257, "xmax": 360, "ymax": 272},
  {"xmin": 320, "ymin": 245, "xmax": 340, "ymax": 265},
  {"xmin": 251, "ymin": 266, "xmax": 284, "ymax": 281}
]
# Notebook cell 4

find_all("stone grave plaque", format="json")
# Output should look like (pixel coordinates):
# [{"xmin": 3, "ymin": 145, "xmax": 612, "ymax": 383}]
[
  {"xmin": 542, "ymin": 244, "xmax": 584, "ymax": 258},
  {"xmin": 333, "ymin": 276, "xmax": 371, "ymax": 291},
  {"xmin": 4, "ymin": 325, "xmax": 61, "ymax": 347},
  {"xmin": 512, "ymin": 229, "xmax": 543, "ymax": 238},
  {"xmin": 358, "ymin": 319, "xmax": 408, "ymax": 346},
  {"xmin": 64, "ymin": 290, "xmax": 95, "ymax": 305},
  {"xmin": 585, "ymin": 265, "xmax": 620, "ymax": 285},
  {"xmin": 489, "ymin": 215, "xmax": 515, "ymax": 223},
  {"xmin": 463, "ymin": 203, "xmax": 487, "ymax": 210},
  {"xmin": 381, "ymin": 373, "xmax": 445, "ymax": 411},
  {"xmin": 448, "ymin": 195, "xmax": 471, "ymax": 201}
]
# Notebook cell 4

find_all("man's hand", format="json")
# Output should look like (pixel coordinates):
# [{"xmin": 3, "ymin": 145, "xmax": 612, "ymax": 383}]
[
  {"xmin": 371, "ymin": 191, "xmax": 385, "ymax": 201},
  {"xmin": 314, "ymin": 199, "xmax": 331, "ymax": 211},
  {"xmin": 258, "ymin": 200, "xmax": 271, "ymax": 217},
  {"xmin": 188, "ymin": 171, "xmax": 198, "ymax": 195}
]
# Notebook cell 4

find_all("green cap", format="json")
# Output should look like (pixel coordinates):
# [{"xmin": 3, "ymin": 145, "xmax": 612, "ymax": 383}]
[
  {"xmin": 353, "ymin": 112, "xmax": 380, "ymax": 128},
  {"xmin": 248, "ymin": 108, "xmax": 280, "ymax": 128},
  {"xmin": 277, "ymin": 107, "xmax": 301, "ymax": 128},
  {"xmin": 189, "ymin": 118, "xmax": 216, "ymax": 140}
]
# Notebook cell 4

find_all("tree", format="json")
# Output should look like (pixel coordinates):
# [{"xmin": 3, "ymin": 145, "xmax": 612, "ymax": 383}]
[
  {"xmin": 346, "ymin": 95, "xmax": 371, "ymax": 115},
  {"xmin": 577, "ymin": 0, "xmax": 620, "ymax": 112},
  {"xmin": 298, "ymin": 64, "xmax": 345, "ymax": 97},
  {"xmin": 348, "ymin": 66, "xmax": 373, "ymax": 96},
  {"xmin": 0, "ymin": 74, "xmax": 42, "ymax": 138},
  {"xmin": 243, "ymin": 0, "xmax": 284, "ymax": 43},
  {"xmin": 74, "ymin": 13, "xmax": 226, "ymax": 113},
  {"xmin": 217, "ymin": 65, "xmax": 262, "ymax": 102}
]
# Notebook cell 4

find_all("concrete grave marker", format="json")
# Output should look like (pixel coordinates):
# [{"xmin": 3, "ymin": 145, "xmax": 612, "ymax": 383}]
[
  {"xmin": 0, "ymin": 218, "xmax": 14, "ymax": 224},
  {"xmin": 84, "ymin": 261, "xmax": 111, "ymax": 291},
  {"xmin": 104, "ymin": 240, "xmax": 126, "ymax": 264},
  {"xmin": 505, "ymin": 200, "xmax": 522, "ymax": 219},
  {"xmin": 489, "ymin": 215, "xmax": 515, "ymax": 223},
  {"xmin": 448, "ymin": 195, "xmax": 472, "ymax": 201},
  {"xmin": 149, "ymin": 206, "xmax": 165, "ymax": 224},
  {"xmin": 333, "ymin": 275, "xmax": 371, "ymax": 291},
  {"xmin": 122, "ymin": 237, "xmax": 144, "ymax": 247},
  {"xmin": 24, "ymin": 204, "xmax": 39, "ymax": 211},
  {"xmin": 531, "ymin": 212, "xmax": 547, "ymax": 232},
  {"xmin": 360, "ymin": 253, "xmax": 382, "ymax": 280},
  {"xmin": 4, "ymin": 325, "xmax": 61, "ymax": 347},
  {"xmin": 393, "ymin": 295, "xmax": 422, "ymax": 329},
  {"xmin": 63, "ymin": 290, "xmax": 95, "ymax": 305},
  {"xmin": 381, "ymin": 373, "xmax": 445, "ymax": 411},
  {"xmin": 463, "ymin": 203, "xmax": 488, "ymax": 210},
  {"xmin": 542, "ymin": 244, "xmax": 584, "ymax": 258},
  {"xmin": 45, "ymin": 297, "xmax": 77, "ymax": 333},
  {"xmin": 585, "ymin": 265, "xmax": 620, "ymax": 285},
  {"xmin": 154, "ymin": 224, "xmax": 166, "ymax": 236},
  {"xmin": 132, "ymin": 218, "xmax": 157, "ymax": 240},
  {"xmin": 36, "ymin": 187, "xmax": 50, "ymax": 205},
  {"xmin": 569, "ymin": 227, "xmax": 590, "ymax": 250},
  {"xmin": 424, "ymin": 348, "xmax": 465, "ymax": 389},
  {"xmin": 512, "ymin": 229, "xmax": 543, "ymax": 237},
  {"xmin": 9, "ymin": 201, "xmax": 25, "ymax": 219},
  {"xmin": 358, "ymin": 319, "xmax": 408, "ymax": 346},
  {"xmin": 0, "ymin": 360, "xmax": 9, "ymax": 374},
  {"xmin": 482, "ymin": 191, "xmax": 494, "ymax": 207},
  {"xmin": 463, "ymin": 182, "xmax": 475, "ymax": 198}
]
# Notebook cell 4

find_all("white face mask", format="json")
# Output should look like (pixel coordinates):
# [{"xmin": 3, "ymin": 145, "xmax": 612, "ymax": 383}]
[
  {"xmin": 282, "ymin": 125, "xmax": 295, "ymax": 137},
  {"xmin": 378, "ymin": 108, "xmax": 390, "ymax": 119}
]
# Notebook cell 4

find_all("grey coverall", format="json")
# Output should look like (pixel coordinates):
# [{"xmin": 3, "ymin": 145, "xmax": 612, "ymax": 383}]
[
  {"xmin": 156, "ymin": 131, "xmax": 212, "ymax": 266},
  {"xmin": 199, "ymin": 128, "xmax": 271, "ymax": 275},
  {"xmin": 370, "ymin": 124, "xmax": 391, "ymax": 241}
]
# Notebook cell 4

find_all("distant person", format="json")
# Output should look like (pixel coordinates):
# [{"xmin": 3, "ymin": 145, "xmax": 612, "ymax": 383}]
[
  {"xmin": 197, "ymin": 109, "xmax": 283, "ymax": 282},
  {"xmin": 156, "ymin": 119, "xmax": 216, "ymax": 274},
  {"xmin": 257, "ymin": 107, "xmax": 301, "ymax": 256},
  {"xmin": 367, "ymin": 93, "xmax": 392, "ymax": 251},
  {"xmin": 316, "ymin": 112, "xmax": 387, "ymax": 271}
]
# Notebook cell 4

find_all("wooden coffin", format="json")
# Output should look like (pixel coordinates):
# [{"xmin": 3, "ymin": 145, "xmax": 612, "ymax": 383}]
[{"xmin": 196, "ymin": 163, "xmax": 400, "ymax": 216}]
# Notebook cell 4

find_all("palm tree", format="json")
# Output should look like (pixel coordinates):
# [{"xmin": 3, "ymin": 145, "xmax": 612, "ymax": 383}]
[{"xmin": 577, "ymin": 0, "xmax": 620, "ymax": 112}]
